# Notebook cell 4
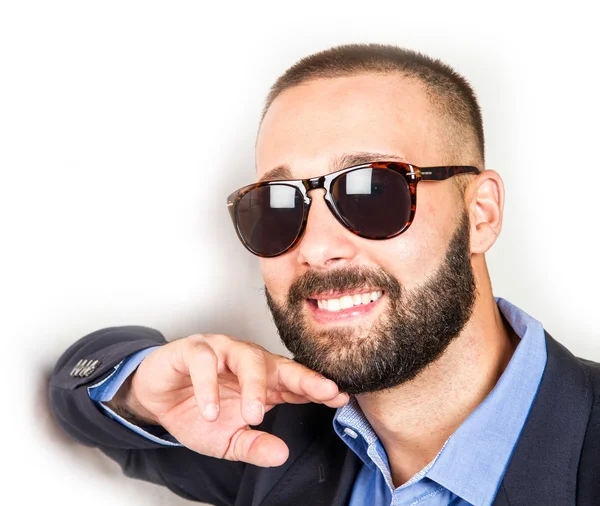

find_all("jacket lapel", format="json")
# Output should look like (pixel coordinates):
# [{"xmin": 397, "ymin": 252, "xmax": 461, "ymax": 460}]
[
  {"xmin": 493, "ymin": 333, "xmax": 593, "ymax": 505},
  {"xmin": 329, "ymin": 448, "xmax": 362, "ymax": 506},
  {"xmin": 258, "ymin": 425, "xmax": 361, "ymax": 506},
  {"xmin": 247, "ymin": 403, "xmax": 326, "ymax": 506},
  {"xmin": 248, "ymin": 403, "xmax": 360, "ymax": 506}
]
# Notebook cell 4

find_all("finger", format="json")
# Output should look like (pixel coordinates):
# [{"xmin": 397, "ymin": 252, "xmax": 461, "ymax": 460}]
[
  {"xmin": 225, "ymin": 342, "xmax": 268, "ymax": 426},
  {"xmin": 182, "ymin": 336, "xmax": 221, "ymax": 421},
  {"xmin": 275, "ymin": 388, "xmax": 349, "ymax": 409},
  {"xmin": 269, "ymin": 390, "xmax": 312, "ymax": 405},
  {"xmin": 225, "ymin": 428, "xmax": 289, "ymax": 467},
  {"xmin": 266, "ymin": 389, "xmax": 349, "ymax": 410},
  {"xmin": 322, "ymin": 392, "xmax": 350, "ymax": 408},
  {"xmin": 276, "ymin": 359, "xmax": 342, "ymax": 403}
]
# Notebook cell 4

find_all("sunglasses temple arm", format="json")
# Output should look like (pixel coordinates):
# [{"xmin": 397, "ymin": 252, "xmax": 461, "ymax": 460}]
[{"xmin": 419, "ymin": 166, "xmax": 480, "ymax": 181}]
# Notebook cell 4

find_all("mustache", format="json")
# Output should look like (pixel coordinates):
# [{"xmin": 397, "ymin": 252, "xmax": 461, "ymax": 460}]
[{"xmin": 287, "ymin": 266, "xmax": 402, "ymax": 306}]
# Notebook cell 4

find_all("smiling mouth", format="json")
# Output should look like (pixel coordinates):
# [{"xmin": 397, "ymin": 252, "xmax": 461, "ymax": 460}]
[{"xmin": 307, "ymin": 290, "xmax": 384, "ymax": 312}]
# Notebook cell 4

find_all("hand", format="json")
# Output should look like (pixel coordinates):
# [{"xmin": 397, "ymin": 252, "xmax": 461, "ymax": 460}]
[{"xmin": 111, "ymin": 334, "xmax": 349, "ymax": 467}]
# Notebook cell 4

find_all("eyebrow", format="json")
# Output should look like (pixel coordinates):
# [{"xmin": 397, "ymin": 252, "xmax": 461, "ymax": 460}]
[{"xmin": 258, "ymin": 152, "xmax": 408, "ymax": 182}]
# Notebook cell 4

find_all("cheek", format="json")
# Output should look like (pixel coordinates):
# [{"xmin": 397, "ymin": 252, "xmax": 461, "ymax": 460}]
[
  {"xmin": 372, "ymin": 196, "xmax": 454, "ymax": 285},
  {"xmin": 259, "ymin": 257, "xmax": 293, "ymax": 300}
]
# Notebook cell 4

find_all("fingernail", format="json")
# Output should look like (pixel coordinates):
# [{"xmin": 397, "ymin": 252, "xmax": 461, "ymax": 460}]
[
  {"xmin": 203, "ymin": 404, "xmax": 219, "ymax": 420},
  {"xmin": 248, "ymin": 400, "xmax": 264, "ymax": 417}
]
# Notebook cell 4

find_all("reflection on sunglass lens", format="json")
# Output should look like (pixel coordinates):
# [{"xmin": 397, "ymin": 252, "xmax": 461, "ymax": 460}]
[
  {"xmin": 236, "ymin": 185, "xmax": 305, "ymax": 256},
  {"xmin": 331, "ymin": 168, "xmax": 411, "ymax": 237}
]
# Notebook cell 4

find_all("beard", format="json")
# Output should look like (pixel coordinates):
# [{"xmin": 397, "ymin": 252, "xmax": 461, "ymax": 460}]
[{"xmin": 265, "ymin": 211, "xmax": 477, "ymax": 395}]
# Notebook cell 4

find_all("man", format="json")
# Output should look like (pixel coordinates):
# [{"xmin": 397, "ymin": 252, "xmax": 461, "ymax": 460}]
[{"xmin": 48, "ymin": 44, "xmax": 600, "ymax": 505}]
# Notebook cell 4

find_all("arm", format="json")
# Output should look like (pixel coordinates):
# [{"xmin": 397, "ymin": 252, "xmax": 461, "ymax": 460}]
[
  {"xmin": 88, "ymin": 346, "xmax": 181, "ymax": 445},
  {"xmin": 48, "ymin": 326, "xmax": 244, "ymax": 505},
  {"xmin": 49, "ymin": 326, "xmax": 348, "ymax": 504}
]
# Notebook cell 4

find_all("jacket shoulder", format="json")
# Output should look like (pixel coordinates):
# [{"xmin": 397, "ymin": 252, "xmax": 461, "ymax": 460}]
[
  {"xmin": 578, "ymin": 356, "xmax": 600, "ymax": 376},
  {"xmin": 575, "ymin": 355, "xmax": 600, "ymax": 503}
]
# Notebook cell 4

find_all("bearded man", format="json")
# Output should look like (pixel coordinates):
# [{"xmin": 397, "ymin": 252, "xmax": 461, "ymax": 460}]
[{"xmin": 49, "ymin": 44, "xmax": 600, "ymax": 506}]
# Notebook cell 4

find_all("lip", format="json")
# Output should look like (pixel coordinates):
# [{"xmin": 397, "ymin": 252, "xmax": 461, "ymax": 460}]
[{"xmin": 306, "ymin": 292, "xmax": 384, "ymax": 324}]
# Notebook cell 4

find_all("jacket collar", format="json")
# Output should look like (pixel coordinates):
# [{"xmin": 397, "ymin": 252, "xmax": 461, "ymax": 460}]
[{"xmin": 493, "ymin": 332, "xmax": 592, "ymax": 505}]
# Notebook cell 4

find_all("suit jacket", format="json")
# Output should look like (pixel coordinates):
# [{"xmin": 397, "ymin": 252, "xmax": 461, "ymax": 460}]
[{"xmin": 48, "ymin": 326, "xmax": 600, "ymax": 505}]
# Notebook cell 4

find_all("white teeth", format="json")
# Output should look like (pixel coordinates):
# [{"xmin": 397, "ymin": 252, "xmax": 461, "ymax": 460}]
[
  {"xmin": 315, "ymin": 290, "xmax": 383, "ymax": 312},
  {"xmin": 328, "ymin": 298, "xmax": 341, "ymax": 311},
  {"xmin": 340, "ymin": 296, "xmax": 354, "ymax": 309}
]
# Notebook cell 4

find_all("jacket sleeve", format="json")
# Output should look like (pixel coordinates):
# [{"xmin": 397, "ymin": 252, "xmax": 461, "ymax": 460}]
[
  {"xmin": 48, "ymin": 326, "xmax": 245, "ymax": 505},
  {"xmin": 87, "ymin": 346, "xmax": 183, "ymax": 446}
]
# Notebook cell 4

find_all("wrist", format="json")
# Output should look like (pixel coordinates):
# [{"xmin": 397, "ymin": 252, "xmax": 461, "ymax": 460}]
[{"xmin": 105, "ymin": 375, "xmax": 158, "ymax": 426}]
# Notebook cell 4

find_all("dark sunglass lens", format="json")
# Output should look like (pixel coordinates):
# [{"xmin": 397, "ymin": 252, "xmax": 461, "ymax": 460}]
[
  {"xmin": 332, "ymin": 168, "xmax": 411, "ymax": 237},
  {"xmin": 236, "ymin": 185, "xmax": 305, "ymax": 256}
]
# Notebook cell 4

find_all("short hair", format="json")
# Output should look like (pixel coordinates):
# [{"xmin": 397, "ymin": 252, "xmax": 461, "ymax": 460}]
[{"xmin": 262, "ymin": 44, "xmax": 485, "ymax": 177}]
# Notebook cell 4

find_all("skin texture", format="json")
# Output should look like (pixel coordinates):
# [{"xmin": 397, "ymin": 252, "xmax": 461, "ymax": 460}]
[
  {"xmin": 112, "ymin": 332, "xmax": 350, "ymax": 467},
  {"xmin": 256, "ymin": 72, "xmax": 518, "ymax": 486},
  {"xmin": 117, "ymin": 70, "xmax": 517, "ymax": 486},
  {"xmin": 265, "ymin": 209, "xmax": 477, "ymax": 395}
]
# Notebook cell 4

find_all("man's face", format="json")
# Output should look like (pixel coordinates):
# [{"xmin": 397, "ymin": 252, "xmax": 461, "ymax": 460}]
[{"xmin": 255, "ymin": 73, "xmax": 476, "ymax": 394}]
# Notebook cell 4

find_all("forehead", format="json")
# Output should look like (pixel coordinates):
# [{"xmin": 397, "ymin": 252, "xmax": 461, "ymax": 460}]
[{"xmin": 255, "ymin": 73, "xmax": 444, "ymax": 181}]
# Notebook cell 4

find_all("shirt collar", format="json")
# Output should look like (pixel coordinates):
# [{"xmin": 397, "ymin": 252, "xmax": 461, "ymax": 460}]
[
  {"xmin": 332, "ymin": 297, "xmax": 547, "ymax": 504},
  {"xmin": 428, "ymin": 298, "xmax": 547, "ymax": 504},
  {"xmin": 333, "ymin": 396, "xmax": 379, "ymax": 470}
]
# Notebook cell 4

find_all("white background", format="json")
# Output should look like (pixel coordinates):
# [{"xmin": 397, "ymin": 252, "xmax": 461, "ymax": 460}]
[{"xmin": 1, "ymin": 1, "xmax": 599, "ymax": 504}]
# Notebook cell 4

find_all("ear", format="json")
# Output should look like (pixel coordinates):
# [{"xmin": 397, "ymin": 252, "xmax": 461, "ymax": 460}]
[{"xmin": 465, "ymin": 170, "xmax": 504, "ymax": 254}]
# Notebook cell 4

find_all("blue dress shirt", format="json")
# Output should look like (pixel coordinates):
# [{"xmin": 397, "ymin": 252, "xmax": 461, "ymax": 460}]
[
  {"xmin": 88, "ymin": 346, "xmax": 179, "ymax": 445},
  {"xmin": 89, "ymin": 297, "xmax": 547, "ymax": 506}
]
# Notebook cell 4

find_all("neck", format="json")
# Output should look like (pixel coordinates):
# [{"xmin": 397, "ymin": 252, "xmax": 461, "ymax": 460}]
[{"xmin": 355, "ymin": 274, "xmax": 518, "ymax": 487}]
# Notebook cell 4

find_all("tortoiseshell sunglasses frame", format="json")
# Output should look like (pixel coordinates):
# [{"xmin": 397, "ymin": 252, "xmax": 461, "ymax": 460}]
[{"xmin": 227, "ymin": 161, "xmax": 480, "ymax": 258}]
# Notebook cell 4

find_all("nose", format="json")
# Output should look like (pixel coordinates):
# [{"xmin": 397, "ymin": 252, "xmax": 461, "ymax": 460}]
[{"xmin": 294, "ymin": 189, "xmax": 359, "ymax": 269}]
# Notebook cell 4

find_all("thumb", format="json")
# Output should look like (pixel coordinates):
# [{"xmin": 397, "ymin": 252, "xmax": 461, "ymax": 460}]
[{"xmin": 225, "ymin": 429, "xmax": 289, "ymax": 467}]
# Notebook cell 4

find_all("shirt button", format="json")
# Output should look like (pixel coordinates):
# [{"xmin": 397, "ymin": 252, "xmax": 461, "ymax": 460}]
[{"xmin": 343, "ymin": 428, "xmax": 358, "ymax": 439}]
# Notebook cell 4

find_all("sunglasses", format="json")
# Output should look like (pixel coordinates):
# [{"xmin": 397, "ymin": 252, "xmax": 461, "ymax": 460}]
[{"xmin": 227, "ymin": 161, "xmax": 480, "ymax": 257}]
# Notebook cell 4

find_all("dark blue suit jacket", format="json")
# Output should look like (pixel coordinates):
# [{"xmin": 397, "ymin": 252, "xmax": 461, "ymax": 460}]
[{"xmin": 48, "ymin": 327, "xmax": 600, "ymax": 505}]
